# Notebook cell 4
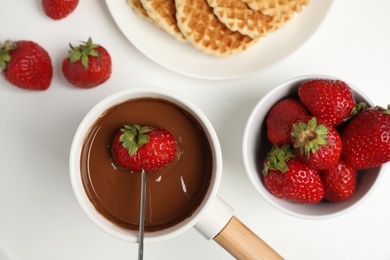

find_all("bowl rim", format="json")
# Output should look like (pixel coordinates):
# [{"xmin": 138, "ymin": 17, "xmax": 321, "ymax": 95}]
[{"xmin": 69, "ymin": 86, "xmax": 223, "ymax": 242}]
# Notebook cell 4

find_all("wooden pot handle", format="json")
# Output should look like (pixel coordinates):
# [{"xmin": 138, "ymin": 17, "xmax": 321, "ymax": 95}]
[{"xmin": 214, "ymin": 216, "xmax": 284, "ymax": 260}]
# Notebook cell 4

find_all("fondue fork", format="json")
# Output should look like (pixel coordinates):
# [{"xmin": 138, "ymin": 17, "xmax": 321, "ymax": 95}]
[{"xmin": 138, "ymin": 169, "xmax": 146, "ymax": 260}]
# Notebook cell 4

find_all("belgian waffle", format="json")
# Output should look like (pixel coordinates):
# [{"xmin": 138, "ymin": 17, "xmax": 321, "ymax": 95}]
[
  {"xmin": 126, "ymin": 0, "xmax": 310, "ymax": 56},
  {"xmin": 140, "ymin": 0, "xmax": 186, "ymax": 42},
  {"xmin": 207, "ymin": 0, "xmax": 286, "ymax": 38},
  {"xmin": 240, "ymin": 0, "xmax": 309, "ymax": 16},
  {"xmin": 175, "ymin": 0, "xmax": 258, "ymax": 57},
  {"xmin": 127, "ymin": 0, "xmax": 152, "ymax": 22}
]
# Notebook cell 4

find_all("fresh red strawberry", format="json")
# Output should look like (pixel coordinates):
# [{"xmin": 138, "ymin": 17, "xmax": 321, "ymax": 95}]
[
  {"xmin": 266, "ymin": 98, "xmax": 310, "ymax": 145},
  {"xmin": 290, "ymin": 117, "xmax": 342, "ymax": 170},
  {"xmin": 42, "ymin": 0, "xmax": 79, "ymax": 20},
  {"xmin": 0, "ymin": 40, "xmax": 52, "ymax": 90},
  {"xmin": 111, "ymin": 124, "xmax": 177, "ymax": 172},
  {"xmin": 341, "ymin": 105, "xmax": 390, "ymax": 169},
  {"xmin": 263, "ymin": 145, "xmax": 324, "ymax": 204},
  {"xmin": 298, "ymin": 79, "xmax": 357, "ymax": 126},
  {"xmin": 62, "ymin": 37, "xmax": 112, "ymax": 88},
  {"xmin": 320, "ymin": 160, "xmax": 357, "ymax": 202}
]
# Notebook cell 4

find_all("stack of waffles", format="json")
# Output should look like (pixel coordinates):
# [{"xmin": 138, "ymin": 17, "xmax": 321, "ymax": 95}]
[{"xmin": 127, "ymin": 0, "xmax": 310, "ymax": 57}]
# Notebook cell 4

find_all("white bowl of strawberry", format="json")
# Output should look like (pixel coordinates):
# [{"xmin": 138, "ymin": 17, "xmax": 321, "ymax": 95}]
[{"xmin": 243, "ymin": 74, "xmax": 389, "ymax": 219}]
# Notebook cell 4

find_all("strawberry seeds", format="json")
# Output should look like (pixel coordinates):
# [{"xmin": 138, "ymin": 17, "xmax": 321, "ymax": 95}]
[{"xmin": 263, "ymin": 78, "xmax": 390, "ymax": 204}]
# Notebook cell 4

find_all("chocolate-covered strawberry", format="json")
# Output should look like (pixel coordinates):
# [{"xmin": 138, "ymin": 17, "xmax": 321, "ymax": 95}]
[
  {"xmin": 341, "ymin": 105, "xmax": 390, "ymax": 169},
  {"xmin": 111, "ymin": 124, "xmax": 177, "ymax": 172},
  {"xmin": 291, "ymin": 117, "xmax": 342, "ymax": 170}
]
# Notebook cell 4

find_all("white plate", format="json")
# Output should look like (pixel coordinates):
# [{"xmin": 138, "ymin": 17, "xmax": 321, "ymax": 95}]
[{"xmin": 105, "ymin": 0, "xmax": 334, "ymax": 80}]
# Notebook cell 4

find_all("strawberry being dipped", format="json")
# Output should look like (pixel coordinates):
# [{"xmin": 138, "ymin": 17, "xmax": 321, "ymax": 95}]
[
  {"xmin": 42, "ymin": 0, "xmax": 79, "ymax": 20},
  {"xmin": 298, "ymin": 79, "xmax": 357, "ymax": 126},
  {"xmin": 0, "ymin": 40, "xmax": 53, "ymax": 90},
  {"xmin": 111, "ymin": 124, "xmax": 177, "ymax": 172},
  {"xmin": 291, "ymin": 117, "xmax": 342, "ymax": 170},
  {"xmin": 263, "ymin": 145, "xmax": 324, "ymax": 204},
  {"xmin": 266, "ymin": 98, "xmax": 310, "ymax": 145},
  {"xmin": 320, "ymin": 160, "xmax": 357, "ymax": 202},
  {"xmin": 341, "ymin": 105, "xmax": 390, "ymax": 169},
  {"xmin": 62, "ymin": 37, "xmax": 112, "ymax": 88}
]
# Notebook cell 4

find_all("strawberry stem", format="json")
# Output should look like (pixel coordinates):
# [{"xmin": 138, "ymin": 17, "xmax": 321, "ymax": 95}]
[
  {"xmin": 291, "ymin": 117, "xmax": 328, "ymax": 158},
  {"xmin": 119, "ymin": 124, "xmax": 153, "ymax": 156},
  {"xmin": 0, "ymin": 40, "xmax": 16, "ymax": 70},
  {"xmin": 386, "ymin": 105, "xmax": 390, "ymax": 115},
  {"xmin": 344, "ymin": 102, "xmax": 367, "ymax": 122},
  {"xmin": 373, "ymin": 105, "xmax": 390, "ymax": 116},
  {"xmin": 67, "ymin": 37, "xmax": 101, "ymax": 69},
  {"xmin": 263, "ymin": 145, "xmax": 296, "ymax": 175}
]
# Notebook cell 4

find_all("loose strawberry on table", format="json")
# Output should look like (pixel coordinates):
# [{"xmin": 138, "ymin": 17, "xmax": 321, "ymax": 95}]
[
  {"xmin": 263, "ymin": 145, "xmax": 325, "ymax": 204},
  {"xmin": 290, "ymin": 117, "xmax": 342, "ymax": 170},
  {"xmin": 0, "ymin": 40, "xmax": 53, "ymax": 90},
  {"xmin": 110, "ymin": 124, "xmax": 177, "ymax": 172},
  {"xmin": 62, "ymin": 37, "xmax": 112, "ymax": 89},
  {"xmin": 341, "ymin": 105, "xmax": 390, "ymax": 169},
  {"xmin": 42, "ymin": 0, "xmax": 79, "ymax": 20}
]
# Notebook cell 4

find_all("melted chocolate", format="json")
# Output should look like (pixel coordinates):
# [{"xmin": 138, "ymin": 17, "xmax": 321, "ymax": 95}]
[{"xmin": 80, "ymin": 98, "xmax": 212, "ymax": 232}]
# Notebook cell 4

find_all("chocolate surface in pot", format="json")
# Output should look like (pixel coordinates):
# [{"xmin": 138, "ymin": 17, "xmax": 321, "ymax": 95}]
[{"xmin": 80, "ymin": 97, "xmax": 212, "ymax": 232}]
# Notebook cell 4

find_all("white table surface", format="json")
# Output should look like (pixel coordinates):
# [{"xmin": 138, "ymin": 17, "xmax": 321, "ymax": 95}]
[{"xmin": 1, "ymin": 0, "xmax": 390, "ymax": 259}]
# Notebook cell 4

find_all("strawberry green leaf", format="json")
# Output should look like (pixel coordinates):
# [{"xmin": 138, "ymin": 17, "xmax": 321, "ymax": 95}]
[
  {"xmin": 2, "ymin": 53, "xmax": 11, "ymax": 62},
  {"xmin": 69, "ymin": 44, "xmax": 80, "ymax": 63},
  {"xmin": 0, "ymin": 40, "xmax": 17, "ymax": 70},
  {"xmin": 138, "ymin": 135, "xmax": 149, "ymax": 145},
  {"xmin": 343, "ymin": 102, "xmax": 367, "ymax": 122},
  {"xmin": 0, "ymin": 60, "xmax": 5, "ymax": 71},
  {"xmin": 291, "ymin": 117, "xmax": 329, "ymax": 158},
  {"xmin": 277, "ymin": 161, "xmax": 288, "ymax": 173},
  {"xmin": 269, "ymin": 155, "xmax": 277, "ymax": 167},
  {"xmin": 81, "ymin": 56, "xmax": 88, "ymax": 69},
  {"xmin": 140, "ymin": 126, "xmax": 153, "ymax": 134},
  {"xmin": 119, "ymin": 124, "xmax": 153, "ymax": 156},
  {"xmin": 376, "ymin": 105, "xmax": 390, "ymax": 115},
  {"xmin": 263, "ymin": 145, "xmax": 296, "ymax": 175},
  {"xmin": 67, "ymin": 37, "xmax": 101, "ymax": 69},
  {"xmin": 88, "ymin": 49, "xmax": 100, "ymax": 57},
  {"xmin": 129, "ymin": 143, "xmax": 138, "ymax": 156}
]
